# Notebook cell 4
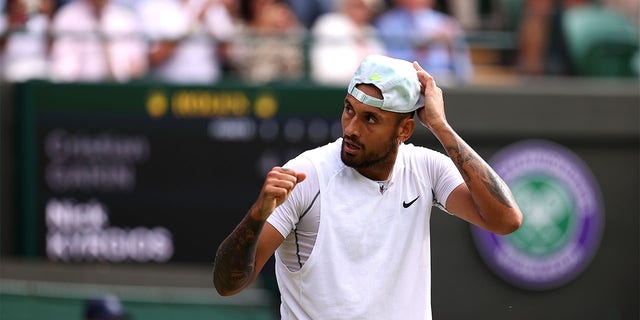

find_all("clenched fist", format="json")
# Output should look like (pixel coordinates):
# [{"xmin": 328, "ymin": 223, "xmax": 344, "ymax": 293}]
[{"xmin": 252, "ymin": 167, "xmax": 306, "ymax": 221}]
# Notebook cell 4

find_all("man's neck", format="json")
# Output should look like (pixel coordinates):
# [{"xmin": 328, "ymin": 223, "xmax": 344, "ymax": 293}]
[{"xmin": 355, "ymin": 149, "xmax": 399, "ymax": 181}]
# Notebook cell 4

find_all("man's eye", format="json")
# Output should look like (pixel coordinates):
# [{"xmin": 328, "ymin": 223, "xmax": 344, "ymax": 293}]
[
  {"xmin": 367, "ymin": 115, "xmax": 376, "ymax": 123},
  {"xmin": 344, "ymin": 106, "xmax": 353, "ymax": 114}
]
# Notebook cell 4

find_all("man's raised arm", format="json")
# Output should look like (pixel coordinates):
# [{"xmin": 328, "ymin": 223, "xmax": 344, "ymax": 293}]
[
  {"xmin": 413, "ymin": 62, "xmax": 522, "ymax": 235},
  {"xmin": 213, "ymin": 167, "xmax": 305, "ymax": 296}
]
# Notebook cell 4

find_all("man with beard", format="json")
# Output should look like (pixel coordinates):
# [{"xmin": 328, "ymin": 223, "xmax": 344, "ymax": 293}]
[{"xmin": 213, "ymin": 54, "xmax": 522, "ymax": 319}]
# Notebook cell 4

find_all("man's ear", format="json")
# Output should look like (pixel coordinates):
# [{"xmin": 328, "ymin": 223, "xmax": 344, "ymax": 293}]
[{"xmin": 398, "ymin": 118, "xmax": 415, "ymax": 143}]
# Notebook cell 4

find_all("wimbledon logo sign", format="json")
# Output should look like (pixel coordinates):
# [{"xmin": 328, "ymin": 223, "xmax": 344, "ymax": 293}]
[{"xmin": 471, "ymin": 140, "xmax": 604, "ymax": 290}]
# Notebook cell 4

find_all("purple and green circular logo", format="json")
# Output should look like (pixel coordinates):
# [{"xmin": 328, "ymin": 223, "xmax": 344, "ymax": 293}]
[{"xmin": 471, "ymin": 140, "xmax": 604, "ymax": 290}]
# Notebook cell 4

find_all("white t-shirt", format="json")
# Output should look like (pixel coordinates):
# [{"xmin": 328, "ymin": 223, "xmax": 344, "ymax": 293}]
[{"xmin": 267, "ymin": 138, "xmax": 463, "ymax": 319}]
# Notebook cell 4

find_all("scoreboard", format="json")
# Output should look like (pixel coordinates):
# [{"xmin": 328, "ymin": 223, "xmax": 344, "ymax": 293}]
[{"xmin": 17, "ymin": 81, "xmax": 346, "ymax": 263}]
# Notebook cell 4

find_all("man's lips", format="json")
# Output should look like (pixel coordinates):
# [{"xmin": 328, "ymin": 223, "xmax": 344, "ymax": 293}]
[{"xmin": 343, "ymin": 138, "xmax": 362, "ymax": 154}]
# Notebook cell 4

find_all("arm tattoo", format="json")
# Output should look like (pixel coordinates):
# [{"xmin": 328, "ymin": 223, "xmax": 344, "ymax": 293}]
[
  {"xmin": 213, "ymin": 213, "xmax": 265, "ymax": 294},
  {"xmin": 446, "ymin": 139, "xmax": 514, "ymax": 209}
]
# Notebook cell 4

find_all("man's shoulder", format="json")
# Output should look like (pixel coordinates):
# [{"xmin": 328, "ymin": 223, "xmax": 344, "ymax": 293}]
[
  {"xmin": 400, "ymin": 142, "xmax": 433, "ymax": 154},
  {"xmin": 400, "ymin": 143, "xmax": 449, "ymax": 162}
]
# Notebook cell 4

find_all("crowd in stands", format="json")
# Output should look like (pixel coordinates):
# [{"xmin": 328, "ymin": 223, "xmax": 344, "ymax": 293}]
[{"xmin": 0, "ymin": 0, "xmax": 637, "ymax": 85}]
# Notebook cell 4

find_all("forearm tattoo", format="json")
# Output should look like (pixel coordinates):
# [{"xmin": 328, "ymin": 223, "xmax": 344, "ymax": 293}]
[
  {"xmin": 213, "ymin": 213, "xmax": 264, "ymax": 293},
  {"xmin": 446, "ymin": 137, "xmax": 514, "ymax": 209}
]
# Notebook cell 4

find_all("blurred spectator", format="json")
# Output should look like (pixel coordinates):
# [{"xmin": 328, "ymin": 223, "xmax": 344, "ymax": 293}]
[
  {"xmin": 113, "ymin": 0, "xmax": 144, "ymax": 7},
  {"xmin": 516, "ymin": 0, "xmax": 638, "ymax": 76},
  {"xmin": 0, "ymin": 0, "xmax": 5, "ymax": 20},
  {"xmin": 135, "ymin": 0, "xmax": 235, "ymax": 84},
  {"xmin": 601, "ymin": 0, "xmax": 640, "ymax": 25},
  {"xmin": 2, "ymin": 0, "xmax": 54, "ymax": 81},
  {"xmin": 55, "ymin": 0, "xmax": 74, "ymax": 10},
  {"xmin": 83, "ymin": 294, "xmax": 126, "ymax": 320},
  {"xmin": 286, "ymin": 0, "xmax": 336, "ymax": 28},
  {"xmin": 228, "ymin": 0, "xmax": 305, "ymax": 83},
  {"xmin": 1, "ymin": 3, "xmax": 8, "ymax": 73},
  {"xmin": 0, "ymin": 1, "xmax": 6, "ymax": 73},
  {"xmin": 218, "ymin": 0, "xmax": 241, "ymax": 22},
  {"xmin": 310, "ymin": 0, "xmax": 386, "ymax": 86},
  {"xmin": 49, "ymin": 0, "xmax": 148, "ymax": 82},
  {"xmin": 516, "ymin": 0, "xmax": 592, "ymax": 75},
  {"xmin": 375, "ymin": 0, "xmax": 473, "ymax": 85},
  {"xmin": 0, "ymin": 1, "xmax": 6, "ymax": 42},
  {"xmin": 447, "ymin": 0, "xmax": 481, "ymax": 30}
]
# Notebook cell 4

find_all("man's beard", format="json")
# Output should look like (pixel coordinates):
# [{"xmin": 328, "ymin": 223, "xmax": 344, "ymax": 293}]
[{"xmin": 340, "ymin": 136, "xmax": 397, "ymax": 170}]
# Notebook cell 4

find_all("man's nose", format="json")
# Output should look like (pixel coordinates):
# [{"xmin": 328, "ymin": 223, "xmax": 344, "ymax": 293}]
[{"xmin": 343, "ymin": 116, "xmax": 360, "ymax": 138}]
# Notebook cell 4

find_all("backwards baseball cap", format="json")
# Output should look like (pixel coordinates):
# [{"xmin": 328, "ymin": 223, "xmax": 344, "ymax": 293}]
[{"xmin": 347, "ymin": 55, "xmax": 424, "ymax": 113}]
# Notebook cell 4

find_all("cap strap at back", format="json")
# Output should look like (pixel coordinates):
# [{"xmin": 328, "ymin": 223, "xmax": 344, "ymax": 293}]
[{"xmin": 348, "ymin": 86, "xmax": 384, "ymax": 108}]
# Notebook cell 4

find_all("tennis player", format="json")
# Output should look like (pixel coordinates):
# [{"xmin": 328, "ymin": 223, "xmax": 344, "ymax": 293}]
[{"xmin": 213, "ymin": 54, "xmax": 523, "ymax": 319}]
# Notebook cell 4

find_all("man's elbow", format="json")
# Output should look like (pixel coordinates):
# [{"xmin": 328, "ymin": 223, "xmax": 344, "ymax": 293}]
[
  {"xmin": 215, "ymin": 286, "xmax": 236, "ymax": 297},
  {"xmin": 213, "ymin": 278, "xmax": 238, "ymax": 297},
  {"xmin": 213, "ymin": 271, "xmax": 247, "ymax": 297},
  {"xmin": 494, "ymin": 210, "xmax": 523, "ymax": 235}
]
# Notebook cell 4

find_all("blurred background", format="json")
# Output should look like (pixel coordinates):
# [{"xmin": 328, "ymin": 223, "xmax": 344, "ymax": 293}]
[{"xmin": 0, "ymin": 0, "xmax": 638, "ymax": 319}]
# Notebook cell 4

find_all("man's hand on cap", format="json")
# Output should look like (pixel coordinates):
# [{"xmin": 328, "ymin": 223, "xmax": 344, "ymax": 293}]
[{"xmin": 413, "ymin": 62, "xmax": 448, "ymax": 132}]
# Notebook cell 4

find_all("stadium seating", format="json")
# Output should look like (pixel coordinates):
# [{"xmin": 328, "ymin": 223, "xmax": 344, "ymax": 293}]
[{"xmin": 562, "ymin": 4, "xmax": 639, "ymax": 77}]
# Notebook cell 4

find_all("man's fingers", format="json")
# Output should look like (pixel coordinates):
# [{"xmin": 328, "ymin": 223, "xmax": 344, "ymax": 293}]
[
  {"xmin": 268, "ymin": 167, "xmax": 307, "ymax": 193},
  {"xmin": 413, "ymin": 61, "xmax": 439, "ymax": 94},
  {"xmin": 278, "ymin": 167, "xmax": 303, "ymax": 184},
  {"xmin": 268, "ymin": 168, "xmax": 297, "ymax": 188},
  {"xmin": 295, "ymin": 172, "xmax": 307, "ymax": 184},
  {"xmin": 413, "ymin": 61, "xmax": 433, "ymax": 81},
  {"xmin": 255, "ymin": 167, "xmax": 306, "ymax": 218},
  {"xmin": 264, "ymin": 167, "xmax": 307, "ymax": 208},
  {"xmin": 413, "ymin": 61, "xmax": 423, "ymax": 72},
  {"xmin": 279, "ymin": 167, "xmax": 306, "ymax": 184},
  {"xmin": 263, "ymin": 184, "xmax": 290, "ymax": 198}
]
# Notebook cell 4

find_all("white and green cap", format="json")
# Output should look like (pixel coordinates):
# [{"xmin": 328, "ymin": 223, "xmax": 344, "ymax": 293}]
[{"xmin": 347, "ymin": 55, "xmax": 424, "ymax": 113}]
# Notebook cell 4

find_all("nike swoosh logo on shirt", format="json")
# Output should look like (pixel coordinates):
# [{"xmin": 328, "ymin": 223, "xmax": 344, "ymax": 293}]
[{"xmin": 403, "ymin": 196, "xmax": 420, "ymax": 208}]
